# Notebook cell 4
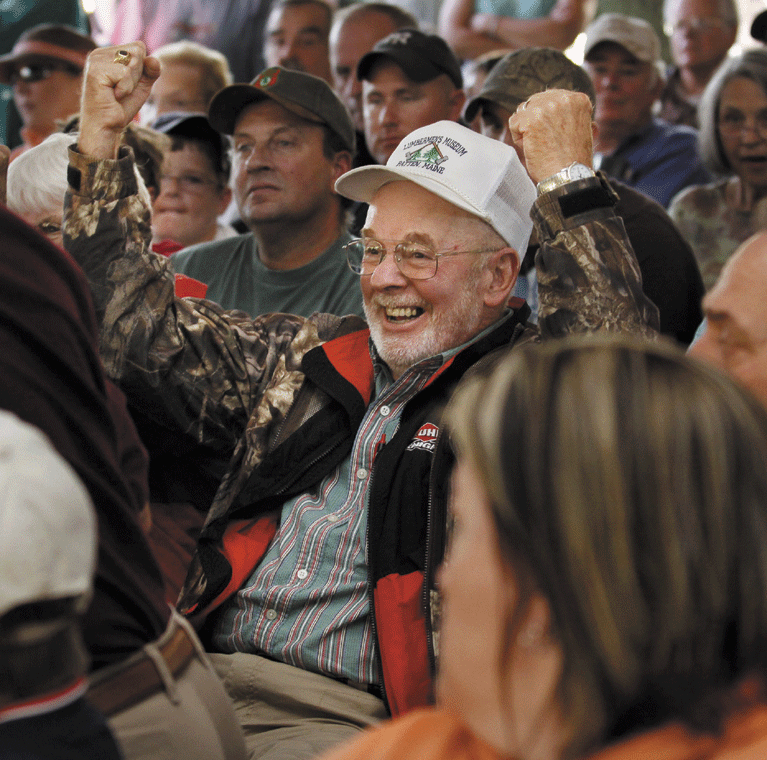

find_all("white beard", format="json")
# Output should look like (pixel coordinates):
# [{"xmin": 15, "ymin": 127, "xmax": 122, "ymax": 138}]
[{"xmin": 365, "ymin": 269, "xmax": 486, "ymax": 379}]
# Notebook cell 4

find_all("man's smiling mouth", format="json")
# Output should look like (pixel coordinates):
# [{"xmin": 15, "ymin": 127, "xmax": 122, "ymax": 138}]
[{"xmin": 386, "ymin": 306, "xmax": 424, "ymax": 322}]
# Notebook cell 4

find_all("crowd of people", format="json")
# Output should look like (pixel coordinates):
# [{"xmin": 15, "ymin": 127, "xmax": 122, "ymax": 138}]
[{"xmin": 4, "ymin": 2, "xmax": 767, "ymax": 760}]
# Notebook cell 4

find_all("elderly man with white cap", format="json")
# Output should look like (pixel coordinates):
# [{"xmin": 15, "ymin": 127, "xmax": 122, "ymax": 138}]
[
  {"xmin": 583, "ymin": 12, "xmax": 711, "ymax": 207},
  {"xmin": 63, "ymin": 41, "xmax": 656, "ymax": 759}
]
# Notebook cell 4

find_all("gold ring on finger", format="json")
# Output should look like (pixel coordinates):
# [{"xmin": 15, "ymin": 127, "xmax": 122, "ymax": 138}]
[{"xmin": 113, "ymin": 50, "xmax": 131, "ymax": 66}]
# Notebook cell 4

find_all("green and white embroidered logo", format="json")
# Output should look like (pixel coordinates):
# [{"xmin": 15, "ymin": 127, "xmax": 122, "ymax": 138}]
[
  {"xmin": 396, "ymin": 133, "xmax": 468, "ymax": 175},
  {"xmin": 404, "ymin": 142, "xmax": 447, "ymax": 167},
  {"xmin": 256, "ymin": 67, "xmax": 280, "ymax": 89}
]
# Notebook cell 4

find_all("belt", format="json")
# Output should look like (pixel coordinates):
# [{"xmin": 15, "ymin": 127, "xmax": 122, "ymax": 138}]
[{"xmin": 87, "ymin": 619, "xmax": 198, "ymax": 717}]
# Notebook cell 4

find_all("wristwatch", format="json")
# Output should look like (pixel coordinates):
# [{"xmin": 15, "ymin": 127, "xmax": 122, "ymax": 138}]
[{"xmin": 536, "ymin": 162, "xmax": 595, "ymax": 195}]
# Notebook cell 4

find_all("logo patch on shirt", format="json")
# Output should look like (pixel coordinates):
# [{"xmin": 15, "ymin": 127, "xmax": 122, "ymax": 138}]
[{"xmin": 407, "ymin": 423, "xmax": 439, "ymax": 453}]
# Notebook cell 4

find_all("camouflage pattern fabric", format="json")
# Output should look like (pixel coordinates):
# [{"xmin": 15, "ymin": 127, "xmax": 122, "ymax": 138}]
[
  {"xmin": 669, "ymin": 176, "xmax": 767, "ymax": 291},
  {"xmin": 534, "ymin": 175, "xmax": 659, "ymax": 339}
]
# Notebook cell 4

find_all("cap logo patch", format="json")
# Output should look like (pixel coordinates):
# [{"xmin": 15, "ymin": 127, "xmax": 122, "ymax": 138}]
[
  {"xmin": 386, "ymin": 31, "xmax": 413, "ymax": 46},
  {"xmin": 397, "ymin": 135, "xmax": 468, "ymax": 175},
  {"xmin": 256, "ymin": 67, "xmax": 280, "ymax": 89},
  {"xmin": 406, "ymin": 423, "xmax": 439, "ymax": 453}
]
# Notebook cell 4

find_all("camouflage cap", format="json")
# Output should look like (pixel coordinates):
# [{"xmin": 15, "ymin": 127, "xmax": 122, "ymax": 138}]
[
  {"xmin": 208, "ymin": 66, "xmax": 355, "ymax": 153},
  {"xmin": 464, "ymin": 47, "xmax": 595, "ymax": 124}
]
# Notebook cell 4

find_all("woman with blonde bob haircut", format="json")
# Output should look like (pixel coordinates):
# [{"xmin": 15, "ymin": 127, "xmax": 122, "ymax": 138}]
[{"xmin": 321, "ymin": 335, "xmax": 767, "ymax": 760}]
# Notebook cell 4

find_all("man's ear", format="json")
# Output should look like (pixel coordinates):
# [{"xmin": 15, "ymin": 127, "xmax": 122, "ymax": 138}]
[
  {"xmin": 449, "ymin": 87, "xmax": 467, "ymax": 122},
  {"xmin": 484, "ymin": 247, "xmax": 520, "ymax": 308},
  {"xmin": 217, "ymin": 185, "xmax": 233, "ymax": 215},
  {"xmin": 331, "ymin": 150, "xmax": 353, "ymax": 188}
]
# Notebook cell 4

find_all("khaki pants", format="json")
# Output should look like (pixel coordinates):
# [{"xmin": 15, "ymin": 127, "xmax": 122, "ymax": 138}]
[
  {"xmin": 209, "ymin": 652, "xmax": 388, "ymax": 760},
  {"xmin": 97, "ymin": 614, "xmax": 247, "ymax": 760}
]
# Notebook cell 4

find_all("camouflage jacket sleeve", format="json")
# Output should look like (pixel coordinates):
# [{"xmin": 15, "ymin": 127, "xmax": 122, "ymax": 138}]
[
  {"xmin": 62, "ymin": 146, "xmax": 334, "ymax": 452},
  {"xmin": 532, "ymin": 173, "xmax": 660, "ymax": 340}
]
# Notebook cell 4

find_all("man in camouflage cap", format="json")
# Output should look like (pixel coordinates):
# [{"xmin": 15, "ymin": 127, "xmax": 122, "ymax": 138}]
[{"xmin": 464, "ymin": 47, "xmax": 704, "ymax": 346}]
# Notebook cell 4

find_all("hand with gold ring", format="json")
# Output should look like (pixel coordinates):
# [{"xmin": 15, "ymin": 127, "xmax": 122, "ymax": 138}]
[{"xmin": 79, "ymin": 42, "xmax": 160, "ymax": 160}]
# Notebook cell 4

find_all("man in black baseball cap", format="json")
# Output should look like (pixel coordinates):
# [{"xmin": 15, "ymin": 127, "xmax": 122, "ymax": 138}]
[
  {"xmin": 170, "ymin": 66, "xmax": 364, "ymax": 319},
  {"xmin": 357, "ymin": 29, "xmax": 465, "ymax": 165}
]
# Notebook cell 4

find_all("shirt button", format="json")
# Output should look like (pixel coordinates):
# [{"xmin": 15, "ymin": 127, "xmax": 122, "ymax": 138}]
[
  {"xmin": 327, "ymin": 513, "xmax": 340, "ymax": 523},
  {"xmin": 380, "ymin": 405, "xmax": 391, "ymax": 417},
  {"xmin": 265, "ymin": 609, "xmax": 277, "ymax": 620},
  {"xmin": 297, "ymin": 569, "xmax": 308, "ymax": 580},
  {"xmin": 356, "ymin": 467, "xmax": 368, "ymax": 479}
]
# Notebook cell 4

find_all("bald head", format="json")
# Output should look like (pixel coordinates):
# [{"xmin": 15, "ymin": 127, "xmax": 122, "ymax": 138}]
[
  {"xmin": 330, "ymin": 6, "xmax": 404, "ymax": 132},
  {"xmin": 691, "ymin": 232, "xmax": 767, "ymax": 408}
]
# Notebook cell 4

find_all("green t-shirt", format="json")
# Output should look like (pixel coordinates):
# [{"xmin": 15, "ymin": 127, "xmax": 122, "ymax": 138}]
[{"xmin": 171, "ymin": 231, "xmax": 365, "ymax": 319}]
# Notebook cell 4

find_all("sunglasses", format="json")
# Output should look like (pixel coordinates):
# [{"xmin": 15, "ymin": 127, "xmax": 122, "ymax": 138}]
[{"xmin": 9, "ymin": 62, "xmax": 80, "ymax": 85}]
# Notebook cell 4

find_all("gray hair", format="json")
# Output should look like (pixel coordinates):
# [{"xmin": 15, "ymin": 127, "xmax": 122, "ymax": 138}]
[
  {"xmin": 7, "ymin": 131, "xmax": 152, "ymax": 226},
  {"xmin": 6, "ymin": 132, "xmax": 74, "ymax": 221},
  {"xmin": 698, "ymin": 48, "xmax": 767, "ymax": 175},
  {"xmin": 663, "ymin": 0, "xmax": 738, "ymax": 27}
]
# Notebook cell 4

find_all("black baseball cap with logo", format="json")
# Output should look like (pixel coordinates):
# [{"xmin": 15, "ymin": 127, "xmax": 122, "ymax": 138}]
[
  {"xmin": 207, "ymin": 66, "xmax": 355, "ymax": 153},
  {"xmin": 357, "ymin": 29, "xmax": 463, "ymax": 89}
]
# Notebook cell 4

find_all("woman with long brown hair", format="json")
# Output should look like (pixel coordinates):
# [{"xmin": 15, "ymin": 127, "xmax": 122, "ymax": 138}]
[{"xmin": 323, "ymin": 335, "xmax": 767, "ymax": 760}]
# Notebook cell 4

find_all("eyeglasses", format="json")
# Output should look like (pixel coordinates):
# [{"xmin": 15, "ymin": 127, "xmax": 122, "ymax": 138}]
[
  {"xmin": 9, "ymin": 63, "xmax": 80, "ymax": 85},
  {"xmin": 718, "ymin": 110, "xmax": 767, "ymax": 140},
  {"xmin": 664, "ymin": 17, "xmax": 728, "ymax": 36},
  {"xmin": 344, "ymin": 238, "xmax": 498, "ymax": 280},
  {"xmin": 159, "ymin": 173, "xmax": 221, "ymax": 194}
]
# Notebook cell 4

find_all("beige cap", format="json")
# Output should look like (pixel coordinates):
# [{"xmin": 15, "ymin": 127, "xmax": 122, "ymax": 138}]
[{"xmin": 583, "ymin": 13, "xmax": 661, "ymax": 64}]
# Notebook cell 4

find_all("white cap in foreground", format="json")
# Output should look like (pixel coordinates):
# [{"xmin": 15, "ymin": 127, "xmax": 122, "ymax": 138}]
[{"xmin": 0, "ymin": 411, "xmax": 96, "ymax": 619}]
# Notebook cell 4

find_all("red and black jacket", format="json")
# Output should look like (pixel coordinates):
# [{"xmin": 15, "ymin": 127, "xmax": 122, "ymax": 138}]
[{"xmin": 186, "ymin": 302, "xmax": 535, "ymax": 716}]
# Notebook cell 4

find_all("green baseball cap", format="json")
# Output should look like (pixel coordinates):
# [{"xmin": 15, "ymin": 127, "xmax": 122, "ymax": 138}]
[{"xmin": 208, "ymin": 66, "xmax": 355, "ymax": 153}]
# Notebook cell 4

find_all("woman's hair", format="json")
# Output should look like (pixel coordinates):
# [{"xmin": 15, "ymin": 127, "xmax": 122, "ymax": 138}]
[
  {"xmin": 446, "ymin": 334, "xmax": 767, "ymax": 758},
  {"xmin": 6, "ymin": 132, "xmax": 75, "ymax": 221},
  {"xmin": 7, "ymin": 130, "xmax": 156, "ymax": 226},
  {"xmin": 698, "ymin": 48, "xmax": 767, "ymax": 175}
]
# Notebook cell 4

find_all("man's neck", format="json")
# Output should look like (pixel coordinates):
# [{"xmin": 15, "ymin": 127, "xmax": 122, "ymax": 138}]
[{"xmin": 253, "ymin": 206, "xmax": 346, "ymax": 271}]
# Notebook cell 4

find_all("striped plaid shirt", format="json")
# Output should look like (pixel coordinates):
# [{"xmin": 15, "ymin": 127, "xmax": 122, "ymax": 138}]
[{"xmin": 211, "ymin": 348, "xmax": 445, "ymax": 684}]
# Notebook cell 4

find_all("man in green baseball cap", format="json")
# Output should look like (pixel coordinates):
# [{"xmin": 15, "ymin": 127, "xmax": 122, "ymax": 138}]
[{"xmin": 170, "ymin": 65, "xmax": 364, "ymax": 319}]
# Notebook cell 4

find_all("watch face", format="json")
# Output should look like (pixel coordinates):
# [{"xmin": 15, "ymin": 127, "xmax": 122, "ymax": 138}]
[{"xmin": 569, "ymin": 163, "xmax": 594, "ymax": 181}]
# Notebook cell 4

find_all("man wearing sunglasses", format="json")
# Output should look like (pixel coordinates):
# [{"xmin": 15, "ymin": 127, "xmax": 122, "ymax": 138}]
[
  {"xmin": 0, "ymin": 23, "xmax": 96, "ymax": 161},
  {"xmin": 64, "ymin": 42, "xmax": 657, "ymax": 758}
]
